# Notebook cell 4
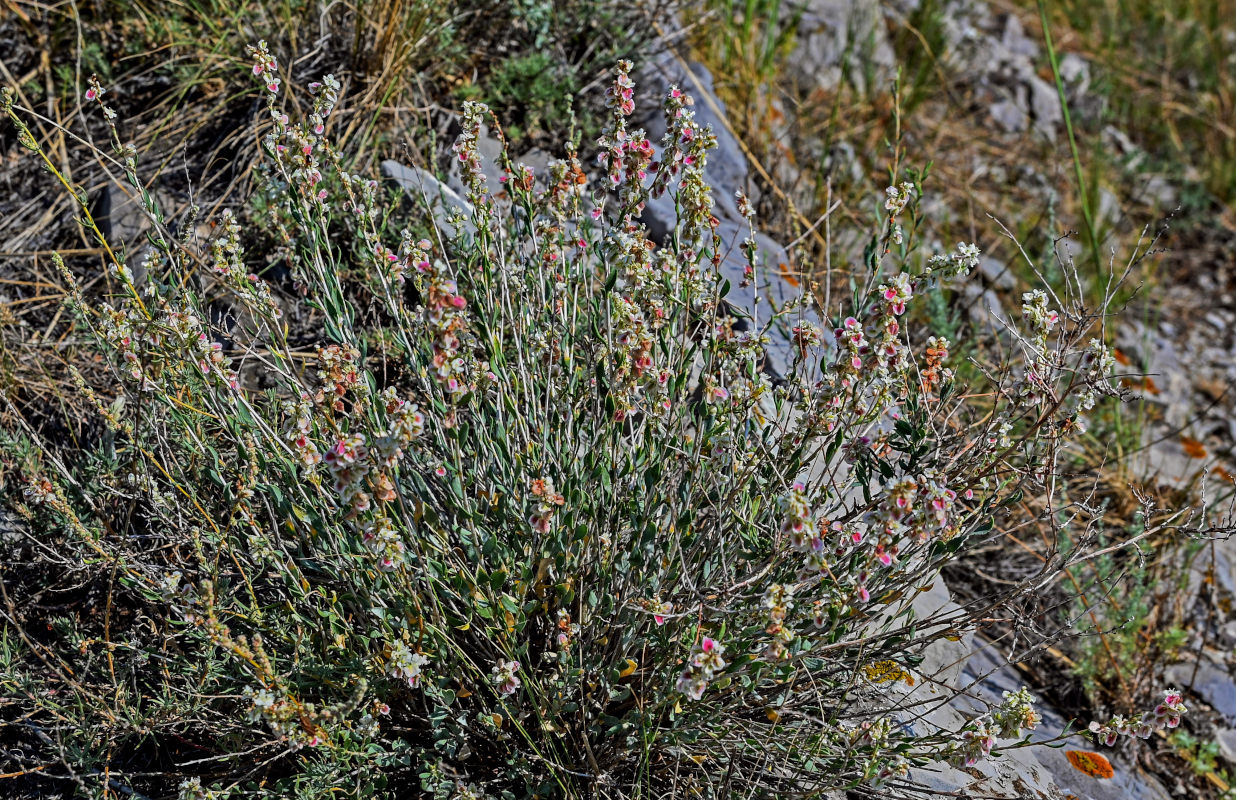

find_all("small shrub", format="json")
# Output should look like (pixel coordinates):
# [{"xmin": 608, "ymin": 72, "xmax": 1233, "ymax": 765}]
[{"xmin": 0, "ymin": 50, "xmax": 1202, "ymax": 800}]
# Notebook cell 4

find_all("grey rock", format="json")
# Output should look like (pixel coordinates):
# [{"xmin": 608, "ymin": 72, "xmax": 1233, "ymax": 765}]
[
  {"xmin": 1026, "ymin": 74, "xmax": 1062, "ymax": 138},
  {"xmin": 821, "ymin": 139, "xmax": 867, "ymax": 186},
  {"xmin": 959, "ymin": 641, "xmax": 1174, "ymax": 800},
  {"xmin": 1105, "ymin": 125, "xmax": 1139, "ymax": 156},
  {"xmin": 990, "ymin": 97, "xmax": 1029, "ymax": 133},
  {"xmin": 97, "ymin": 183, "xmax": 155, "ymax": 246},
  {"xmin": 964, "ymin": 284, "xmax": 1007, "ymax": 334},
  {"xmin": 1142, "ymin": 175, "xmax": 1178, "ymax": 208},
  {"xmin": 95, "ymin": 183, "xmax": 174, "ymax": 284},
  {"xmin": 788, "ymin": 0, "xmax": 897, "ymax": 95},
  {"xmin": 1167, "ymin": 659, "xmax": 1236, "ymax": 722},
  {"xmin": 1097, "ymin": 187, "xmax": 1121, "ymax": 227},
  {"xmin": 1218, "ymin": 728, "xmax": 1236, "ymax": 763},
  {"xmin": 381, "ymin": 160, "xmax": 477, "ymax": 236},
  {"xmin": 1000, "ymin": 13, "xmax": 1039, "ymax": 58},
  {"xmin": 1059, "ymin": 52, "xmax": 1091, "ymax": 96},
  {"xmin": 976, "ymin": 255, "xmax": 1018, "ymax": 290}
]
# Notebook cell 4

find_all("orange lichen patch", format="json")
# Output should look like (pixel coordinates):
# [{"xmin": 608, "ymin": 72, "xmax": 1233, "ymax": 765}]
[
  {"xmin": 1066, "ymin": 750, "xmax": 1114, "ymax": 779},
  {"xmin": 1112, "ymin": 348, "xmax": 1131, "ymax": 366},
  {"xmin": 1181, "ymin": 436, "xmax": 1208, "ymax": 459},
  {"xmin": 776, "ymin": 262, "xmax": 800, "ymax": 288},
  {"xmin": 1120, "ymin": 376, "xmax": 1160, "ymax": 395}
]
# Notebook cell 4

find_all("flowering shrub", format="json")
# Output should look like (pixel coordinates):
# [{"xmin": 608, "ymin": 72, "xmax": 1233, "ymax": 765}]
[{"xmin": 0, "ymin": 52, "xmax": 1193, "ymax": 800}]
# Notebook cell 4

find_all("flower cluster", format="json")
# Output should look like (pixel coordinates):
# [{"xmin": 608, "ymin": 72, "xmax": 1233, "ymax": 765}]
[
  {"xmin": 780, "ymin": 482, "xmax": 822, "ymax": 558},
  {"xmin": 209, "ymin": 209, "xmax": 282, "ymax": 321},
  {"xmin": 1021, "ymin": 289, "xmax": 1059, "ymax": 342},
  {"xmin": 248, "ymin": 40, "xmax": 280, "ymax": 94},
  {"xmin": 921, "ymin": 335, "xmax": 952, "ymax": 393},
  {"xmin": 316, "ymin": 343, "xmax": 366, "ymax": 412},
  {"xmin": 424, "ymin": 274, "xmax": 473, "ymax": 399},
  {"xmin": 1074, "ymin": 337, "xmax": 1117, "ymax": 412},
  {"xmin": 492, "ymin": 658, "xmax": 521, "ymax": 697},
  {"xmin": 647, "ymin": 598, "xmax": 673, "ymax": 626},
  {"xmin": 925, "ymin": 242, "xmax": 982, "ymax": 278},
  {"xmin": 597, "ymin": 61, "xmax": 635, "ymax": 188},
  {"xmin": 243, "ymin": 682, "xmax": 324, "ymax": 745},
  {"xmin": 387, "ymin": 640, "xmax": 430, "ymax": 688},
  {"xmin": 362, "ymin": 517, "xmax": 405, "ymax": 571},
  {"xmin": 250, "ymin": 49, "xmax": 341, "ymax": 204},
  {"xmin": 22, "ymin": 476, "xmax": 54, "ymax": 505},
  {"xmin": 761, "ymin": 582, "xmax": 795, "ymax": 660},
  {"xmin": 851, "ymin": 718, "xmax": 910, "ymax": 787},
  {"xmin": 554, "ymin": 609, "xmax": 580, "ymax": 650},
  {"xmin": 950, "ymin": 716, "xmax": 998, "ymax": 767},
  {"xmin": 943, "ymin": 688, "xmax": 1040, "ymax": 768},
  {"xmin": 1088, "ymin": 689, "xmax": 1187, "ymax": 745},
  {"xmin": 884, "ymin": 182, "xmax": 915, "ymax": 216},
  {"xmin": 676, "ymin": 636, "xmax": 726, "ymax": 701},
  {"xmin": 307, "ymin": 75, "xmax": 340, "ymax": 137},
  {"xmin": 178, "ymin": 777, "xmax": 230, "ymax": 800},
  {"xmin": 453, "ymin": 101, "xmax": 489, "ymax": 206},
  {"xmin": 878, "ymin": 273, "xmax": 913, "ymax": 316},
  {"xmin": 394, "ymin": 233, "xmax": 433, "ymax": 285},
  {"xmin": 380, "ymin": 387, "xmax": 426, "ymax": 447},
  {"xmin": 323, "ymin": 434, "xmax": 372, "ymax": 513},
  {"xmin": 649, "ymin": 85, "xmax": 696, "ymax": 199},
  {"xmin": 283, "ymin": 392, "xmax": 322, "ymax": 468},
  {"xmin": 83, "ymin": 74, "xmax": 117, "ymax": 120},
  {"xmin": 527, "ymin": 477, "xmax": 565, "ymax": 534},
  {"xmin": 539, "ymin": 155, "xmax": 588, "ymax": 218},
  {"xmin": 993, "ymin": 687, "xmax": 1041, "ymax": 739}
]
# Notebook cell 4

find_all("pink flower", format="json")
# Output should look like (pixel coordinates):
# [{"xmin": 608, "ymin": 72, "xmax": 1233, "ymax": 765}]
[{"xmin": 85, "ymin": 88, "xmax": 98, "ymax": 101}]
